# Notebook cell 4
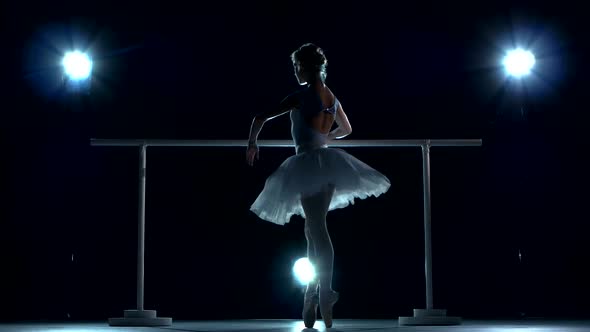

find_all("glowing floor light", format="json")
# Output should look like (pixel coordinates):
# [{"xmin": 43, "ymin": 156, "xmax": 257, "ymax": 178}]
[
  {"xmin": 293, "ymin": 257, "xmax": 316, "ymax": 285},
  {"xmin": 502, "ymin": 48, "xmax": 535, "ymax": 78}
]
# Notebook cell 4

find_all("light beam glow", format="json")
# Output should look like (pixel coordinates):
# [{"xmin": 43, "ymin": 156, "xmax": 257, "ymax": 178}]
[
  {"xmin": 502, "ymin": 48, "xmax": 535, "ymax": 78},
  {"xmin": 62, "ymin": 51, "xmax": 93, "ymax": 80}
]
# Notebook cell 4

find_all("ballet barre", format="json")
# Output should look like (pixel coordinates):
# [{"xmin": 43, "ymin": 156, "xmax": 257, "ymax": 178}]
[{"xmin": 90, "ymin": 138, "xmax": 482, "ymax": 326}]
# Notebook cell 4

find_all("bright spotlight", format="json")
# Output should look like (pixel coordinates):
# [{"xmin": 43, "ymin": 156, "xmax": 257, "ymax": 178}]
[
  {"xmin": 292, "ymin": 257, "xmax": 316, "ymax": 285},
  {"xmin": 502, "ymin": 48, "xmax": 535, "ymax": 78},
  {"xmin": 62, "ymin": 51, "xmax": 93, "ymax": 80},
  {"xmin": 62, "ymin": 51, "xmax": 92, "ymax": 93}
]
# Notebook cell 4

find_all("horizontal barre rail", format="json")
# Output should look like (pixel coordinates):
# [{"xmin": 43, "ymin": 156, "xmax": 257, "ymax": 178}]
[
  {"xmin": 90, "ymin": 138, "xmax": 482, "ymax": 147},
  {"xmin": 92, "ymin": 136, "xmax": 480, "ymax": 326}
]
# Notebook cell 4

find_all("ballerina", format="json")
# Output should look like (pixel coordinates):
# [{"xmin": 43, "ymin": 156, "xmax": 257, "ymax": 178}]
[{"xmin": 246, "ymin": 43, "xmax": 391, "ymax": 328}]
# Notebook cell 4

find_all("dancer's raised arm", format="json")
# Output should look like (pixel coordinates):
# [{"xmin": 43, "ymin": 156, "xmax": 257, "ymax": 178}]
[
  {"xmin": 246, "ymin": 94, "xmax": 299, "ymax": 166},
  {"xmin": 248, "ymin": 94, "xmax": 299, "ymax": 145}
]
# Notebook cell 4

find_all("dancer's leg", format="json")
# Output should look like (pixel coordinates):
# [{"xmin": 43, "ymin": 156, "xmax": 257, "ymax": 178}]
[
  {"xmin": 301, "ymin": 184, "xmax": 336, "ymax": 293},
  {"xmin": 304, "ymin": 224, "xmax": 319, "ymax": 295},
  {"xmin": 302, "ymin": 184, "xmax": 338, "ymax": 327},
  {"xmin": 301, "ymin": 184, "xmax": 337, "ymax": 328}
]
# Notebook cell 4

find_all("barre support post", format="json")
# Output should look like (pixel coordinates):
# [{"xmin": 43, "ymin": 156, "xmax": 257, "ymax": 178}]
[
  {"xmin": 398, "ymin": 141, "xmax": 461, "ymax": 326},
  {"xmin": 108, "ymin": 144, "xmax": 172, "ymax": 326}
]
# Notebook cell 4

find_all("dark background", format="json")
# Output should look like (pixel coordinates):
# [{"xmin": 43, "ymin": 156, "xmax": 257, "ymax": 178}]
[{"xmin": 1, "ymin": 0, "xmax": 589, "ymax": 321}]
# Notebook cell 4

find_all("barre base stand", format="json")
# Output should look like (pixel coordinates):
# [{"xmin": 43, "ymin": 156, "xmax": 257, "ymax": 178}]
[
  {"xmin": 399, "ymin": 309, "xmax": 461, "ymax": 326},
  {"xmin": 109, "ymin": 310, "xmax": 172, "ymax": 326}
]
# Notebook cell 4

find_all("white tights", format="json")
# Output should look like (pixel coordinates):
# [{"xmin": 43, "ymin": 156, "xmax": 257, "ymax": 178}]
[{"xmin": 301, "ymin": 184, "xmax": 336, "ymax": 295}]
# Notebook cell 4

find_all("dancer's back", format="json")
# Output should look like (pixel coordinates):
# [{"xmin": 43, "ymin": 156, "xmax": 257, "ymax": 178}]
[{"xmin": 290, "ymin": 87, "xmax": 339, "ymax": 154}]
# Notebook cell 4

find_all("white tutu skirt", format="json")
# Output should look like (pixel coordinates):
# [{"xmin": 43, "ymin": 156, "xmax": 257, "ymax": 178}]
[{"xmin": 250, "ymin": 146, "xmax": 391, "ymax": 225}]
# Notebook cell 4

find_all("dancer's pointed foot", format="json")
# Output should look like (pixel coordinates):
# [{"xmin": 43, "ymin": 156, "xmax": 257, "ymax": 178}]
[
  {"xmin": 319, "ymin": 290, "xmax": 339, "ymax": 328},
  {"xmin": 303, "ymin": 292, "xmax": 319, "ymax": 328}
]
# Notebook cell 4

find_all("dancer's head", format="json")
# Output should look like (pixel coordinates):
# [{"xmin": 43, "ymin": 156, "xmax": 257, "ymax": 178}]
[{"xmin": 291, "ymin": 43, "xmax": 327, "ymax": 85}]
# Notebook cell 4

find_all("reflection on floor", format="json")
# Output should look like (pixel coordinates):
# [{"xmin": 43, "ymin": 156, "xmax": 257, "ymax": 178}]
[{"xmin": 1, "ymin": 319, "xmax": 589, "ymax": 332}]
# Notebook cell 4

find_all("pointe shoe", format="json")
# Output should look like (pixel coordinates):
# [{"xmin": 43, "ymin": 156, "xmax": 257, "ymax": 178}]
[
  {"xmin": 319, "ymin": 290, "xmax": 339, "ymax": 328},
  {"xmin": 302, "ymin": 292, "xmax": 319, "ymax": 328}
]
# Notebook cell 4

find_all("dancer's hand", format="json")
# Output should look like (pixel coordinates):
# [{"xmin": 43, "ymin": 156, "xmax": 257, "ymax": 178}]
[{"xmin": 246, "ymin": 143, "xmax": 259, "ymax": 166}]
